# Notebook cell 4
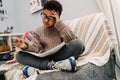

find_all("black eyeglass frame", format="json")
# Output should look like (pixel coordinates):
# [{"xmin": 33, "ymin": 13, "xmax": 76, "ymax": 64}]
[{"xmin": 40, "ymin": 12, "xmax": 56, "ymax": 22}]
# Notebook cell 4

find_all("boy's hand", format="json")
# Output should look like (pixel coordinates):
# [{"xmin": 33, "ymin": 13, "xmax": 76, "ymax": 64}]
[
  {"xmin": 51, "ymin": 10, "xmax": 60, "ymax": 23},
  {"xmin": 14, "ymin": 37, "xmax": 27, "ymax": 49}
]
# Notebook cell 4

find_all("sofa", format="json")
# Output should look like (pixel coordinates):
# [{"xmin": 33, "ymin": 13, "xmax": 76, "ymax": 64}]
[
  {"xmin": 35, "ymin": 12, "xmax": 116, "ymax": 80},
  {"xmin": 1, "ymin": 12, "xmax": 116, "ymax": 80}
]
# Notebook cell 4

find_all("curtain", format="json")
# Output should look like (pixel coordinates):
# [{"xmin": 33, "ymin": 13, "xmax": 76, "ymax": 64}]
[{"xmin": 96, "ymin": 0, "xmax": 120, "ymax": 79}]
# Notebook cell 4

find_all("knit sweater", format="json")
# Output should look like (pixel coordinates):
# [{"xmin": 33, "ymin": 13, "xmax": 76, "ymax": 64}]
[{"xmin": 27, "ymin": 21, "xmax": 77, "ymax": 54}]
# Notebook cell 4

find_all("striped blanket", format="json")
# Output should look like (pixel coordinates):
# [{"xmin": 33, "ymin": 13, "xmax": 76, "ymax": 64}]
[{"xmin": 64, "ymin": 12, "xmax": 116, "ymax": 66}]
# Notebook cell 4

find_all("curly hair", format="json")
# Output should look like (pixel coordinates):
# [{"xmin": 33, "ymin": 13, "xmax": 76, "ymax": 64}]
[{"xmin": 43, "ymin": 0, "xmax": 63, "ymax": 17}]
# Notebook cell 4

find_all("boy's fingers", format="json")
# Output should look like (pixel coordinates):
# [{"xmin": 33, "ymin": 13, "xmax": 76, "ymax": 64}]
[{"xmin": 14, "ymin": 37, "xmax": 22, "ymax": 43}]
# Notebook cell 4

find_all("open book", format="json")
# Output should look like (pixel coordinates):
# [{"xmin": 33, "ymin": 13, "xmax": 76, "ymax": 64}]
[{"xmin": 22, "ymin": 42, "xmax": 65, "ymax": 57}]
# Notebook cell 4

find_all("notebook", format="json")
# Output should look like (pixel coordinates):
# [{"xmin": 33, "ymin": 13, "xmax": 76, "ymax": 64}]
[{"xmin": 23, "ymin": 42, "xmax": 65, "ymax": 57}]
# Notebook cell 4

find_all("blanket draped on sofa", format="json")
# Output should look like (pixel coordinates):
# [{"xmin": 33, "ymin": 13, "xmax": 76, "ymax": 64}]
[{"xmin": 65, "ymin": 12, "xmax": 115, "ymax": 67}]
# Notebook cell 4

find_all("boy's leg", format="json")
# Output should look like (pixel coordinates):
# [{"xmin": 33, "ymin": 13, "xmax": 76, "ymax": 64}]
[
  {"xmin": 46, "ymin": 39, "xmax": 85, "ymax": 72},
  {"xmin": 16, "ymin": 39, "xmax": 85, "ymax": 71},
  {"xmin": 16, "ymin": 51, "xmax": 77, "ymax": 72},
  {"xmin": 23, "ymin": 56, "xmax": 77, "ymax": 78},
  {"xmin": 48, "ymin": 39, "xmax": 85, "ymax": 61},
  {"xmin": 16, "ymin": 51, "xmax": 49, "ymax": 70}
]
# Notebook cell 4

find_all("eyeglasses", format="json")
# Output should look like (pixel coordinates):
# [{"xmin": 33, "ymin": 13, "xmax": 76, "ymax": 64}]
[{"xmin": 41, "ymin": 12, "xmax": 55, "ymax": 22}]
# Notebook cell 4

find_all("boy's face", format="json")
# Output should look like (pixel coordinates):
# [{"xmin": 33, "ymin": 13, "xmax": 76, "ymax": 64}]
[{"xmin": 41, "ymin": 9, "xmax": 56, "ymax": 28}]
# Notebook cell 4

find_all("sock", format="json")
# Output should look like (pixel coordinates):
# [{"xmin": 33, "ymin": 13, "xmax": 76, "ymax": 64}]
[{"xmin": 47, "ymin": 60, "xmax": 55, "ymax": 70}]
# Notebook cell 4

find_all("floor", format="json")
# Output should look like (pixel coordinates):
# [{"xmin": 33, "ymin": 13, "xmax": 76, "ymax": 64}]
[{"xmin": 115, "ymin": 58, "xmax": 120, "ymax": 80}]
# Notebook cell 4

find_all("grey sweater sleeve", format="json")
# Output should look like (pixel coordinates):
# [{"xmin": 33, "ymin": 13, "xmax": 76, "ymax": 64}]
[{"xmin": 54, "ymin": 21, "xmax": 77, "ymax": 43}]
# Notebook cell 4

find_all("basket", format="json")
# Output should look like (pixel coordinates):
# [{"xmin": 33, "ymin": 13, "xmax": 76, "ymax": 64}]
[{"xmin": 0, "ymin": 45, "xmax": 10, "ymax": 52}]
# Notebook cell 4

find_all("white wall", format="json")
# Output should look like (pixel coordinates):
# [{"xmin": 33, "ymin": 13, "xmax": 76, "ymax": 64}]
[
  {"xmin": 60, "ymin": 0, "xmax": 100, "ymax": 20},
  {"xmin": 0, "ymin": 0, "xmax": 15, "ymax": 32},
  {"xmin": 0, "ymin": 0, "xmax": 100, "ymax": 33},
  {"xmin": 13, "ymin": 0, "xmax": 42, "ymax": 33}
]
